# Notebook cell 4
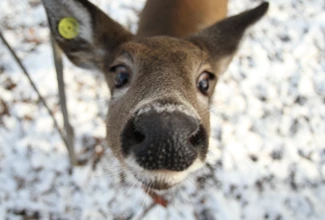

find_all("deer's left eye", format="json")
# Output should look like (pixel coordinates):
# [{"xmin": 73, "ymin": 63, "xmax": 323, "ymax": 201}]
[
  {"xmin": 197, "ymin": 72, "xmax": 215, "ymax": 95},
  {"xmin": 110, "ymin": 65, "xmax": 130, "ymax": 88}
]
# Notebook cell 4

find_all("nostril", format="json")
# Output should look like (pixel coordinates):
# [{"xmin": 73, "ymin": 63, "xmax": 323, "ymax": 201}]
[
  {"xmin": 121, "ymin": 118, "xmax": 145, "ymax": 156},
  {"xmin": 189, "ymin": 125, "xmax": 206, "ymax": 147},
  {"xmin": 132, "ymin": 121, "xmax": 146, "ymax": 144}
]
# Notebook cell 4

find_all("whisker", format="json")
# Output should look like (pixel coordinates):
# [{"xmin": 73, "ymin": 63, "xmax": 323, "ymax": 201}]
[
  {"xmin": 197, "ymin": 100, "xmax": 233, "ymax": 116},
  {"xmin": 93, "ymin": 169, "xmax": 124, "ymax": 178},
  {"xmin": 113, "ymin": 177, "xmax": 138, "ymax": 203},
  {"xmin": 132, "ymin": 194, "xmax": 147, "ymax": 220},
  {"xmin": 187, "ymin": 177, "xmax": 197, "ymax": 191}
]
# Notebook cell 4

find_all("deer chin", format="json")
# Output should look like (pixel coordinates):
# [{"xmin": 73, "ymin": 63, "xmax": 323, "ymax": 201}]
[{"xmin": 124, "ymin": 156, "xmax": 204, "ymax": 190}]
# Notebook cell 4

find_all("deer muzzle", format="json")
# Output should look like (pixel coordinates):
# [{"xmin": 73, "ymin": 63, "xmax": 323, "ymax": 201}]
[{"xmin": 120, "ymin": 102, "xmax": 208, "ymax": 189}]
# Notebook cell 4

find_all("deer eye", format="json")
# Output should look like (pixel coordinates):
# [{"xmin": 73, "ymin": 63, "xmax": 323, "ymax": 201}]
[
  {"xmin": 110, "ymin": 65, "xmax": 130, "ymax": 88},
  {"xmin": 197, "ymin": 72, "xmax": 214, "ymax": 95}
]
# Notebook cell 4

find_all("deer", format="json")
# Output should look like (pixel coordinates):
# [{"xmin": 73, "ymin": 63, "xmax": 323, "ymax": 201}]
[{"xmin": 42, "ymin": 0, "xmax": 269, "ymax": 190}]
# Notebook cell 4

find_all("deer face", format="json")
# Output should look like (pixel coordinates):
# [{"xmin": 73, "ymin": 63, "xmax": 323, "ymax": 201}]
[
  {"xmin": 105, "ymin": 37, "xmax": 216, "ymax": 189},
  {"xmin": 42, "ymin": 0, "xmax": 268, "ymax": 189}
]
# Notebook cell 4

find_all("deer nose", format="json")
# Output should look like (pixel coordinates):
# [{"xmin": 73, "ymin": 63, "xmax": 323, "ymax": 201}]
[{"xmin": 121, "ymin": 110, "xmax": 206, "ymax": 171}]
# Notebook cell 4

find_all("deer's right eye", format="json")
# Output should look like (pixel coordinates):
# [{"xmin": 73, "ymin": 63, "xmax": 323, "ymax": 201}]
[{"xmin": 111, "ymin": 65, "xmax": 130, "ymax": 88}]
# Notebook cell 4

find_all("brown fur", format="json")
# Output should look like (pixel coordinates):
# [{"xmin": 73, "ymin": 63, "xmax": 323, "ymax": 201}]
[
  {"xmin": 138, "ymin": 0, "xmax": 228, "ymax": 37},
  {"xmin": 42, "ymin": 0, "xmax": 269, "ymax": 188},
  {"xmin": 105, "ymin": 37, "xmax": 214, "ymax": 158}
]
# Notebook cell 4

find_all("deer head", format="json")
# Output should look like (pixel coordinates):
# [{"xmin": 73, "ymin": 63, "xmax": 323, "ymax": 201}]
[{"xmin": 42, "ymin": 0, "xmax": 268, "ymax": 190}]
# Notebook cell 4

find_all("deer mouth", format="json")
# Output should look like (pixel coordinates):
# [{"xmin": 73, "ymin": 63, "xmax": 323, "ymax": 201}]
[
  {"xmin": 124, "ymin": 156, "xmax": 203, "ymax": 190},
  {"xmin": 135, "ymin": 173, "xmax": 177, "ymax": 190}
]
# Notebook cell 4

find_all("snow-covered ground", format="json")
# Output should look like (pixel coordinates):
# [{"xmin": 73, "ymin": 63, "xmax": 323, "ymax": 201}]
[{"xmin": 0, "ymin": 0, "xmax": 324, "ymax": 219}]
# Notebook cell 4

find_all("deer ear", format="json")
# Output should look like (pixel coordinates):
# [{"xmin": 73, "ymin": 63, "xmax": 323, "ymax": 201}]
[
  {"xmin": 187, "ymin": 2, "xmax": 269, "ymax": 74},
  {"xmin": 42, "ymin": 0, "xmax": 133, "ymax": 70}
]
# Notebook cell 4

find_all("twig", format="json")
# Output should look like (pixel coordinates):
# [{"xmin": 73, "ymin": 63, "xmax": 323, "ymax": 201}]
[
  {"xmin": 0, "ymin": 31, "xmax": 69, "ymax": 153},
  {"xmin": 143, "ymin": 188, "xmax": 169, "ymax": 207},
  {"xmin": 50, "ymin": 35, "xmax": 77, "ymax": 166}
]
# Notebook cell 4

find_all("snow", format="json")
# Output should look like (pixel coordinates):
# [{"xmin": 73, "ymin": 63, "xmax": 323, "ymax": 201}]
[{"xmin": 0, "ymin": 0, "xmax": 325, "ymax": 219}]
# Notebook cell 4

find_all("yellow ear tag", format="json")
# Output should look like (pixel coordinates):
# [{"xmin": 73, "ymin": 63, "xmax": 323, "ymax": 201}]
[{"xmin": 58, "ymin": 17, "xmax": 80, "ymax": 39}]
